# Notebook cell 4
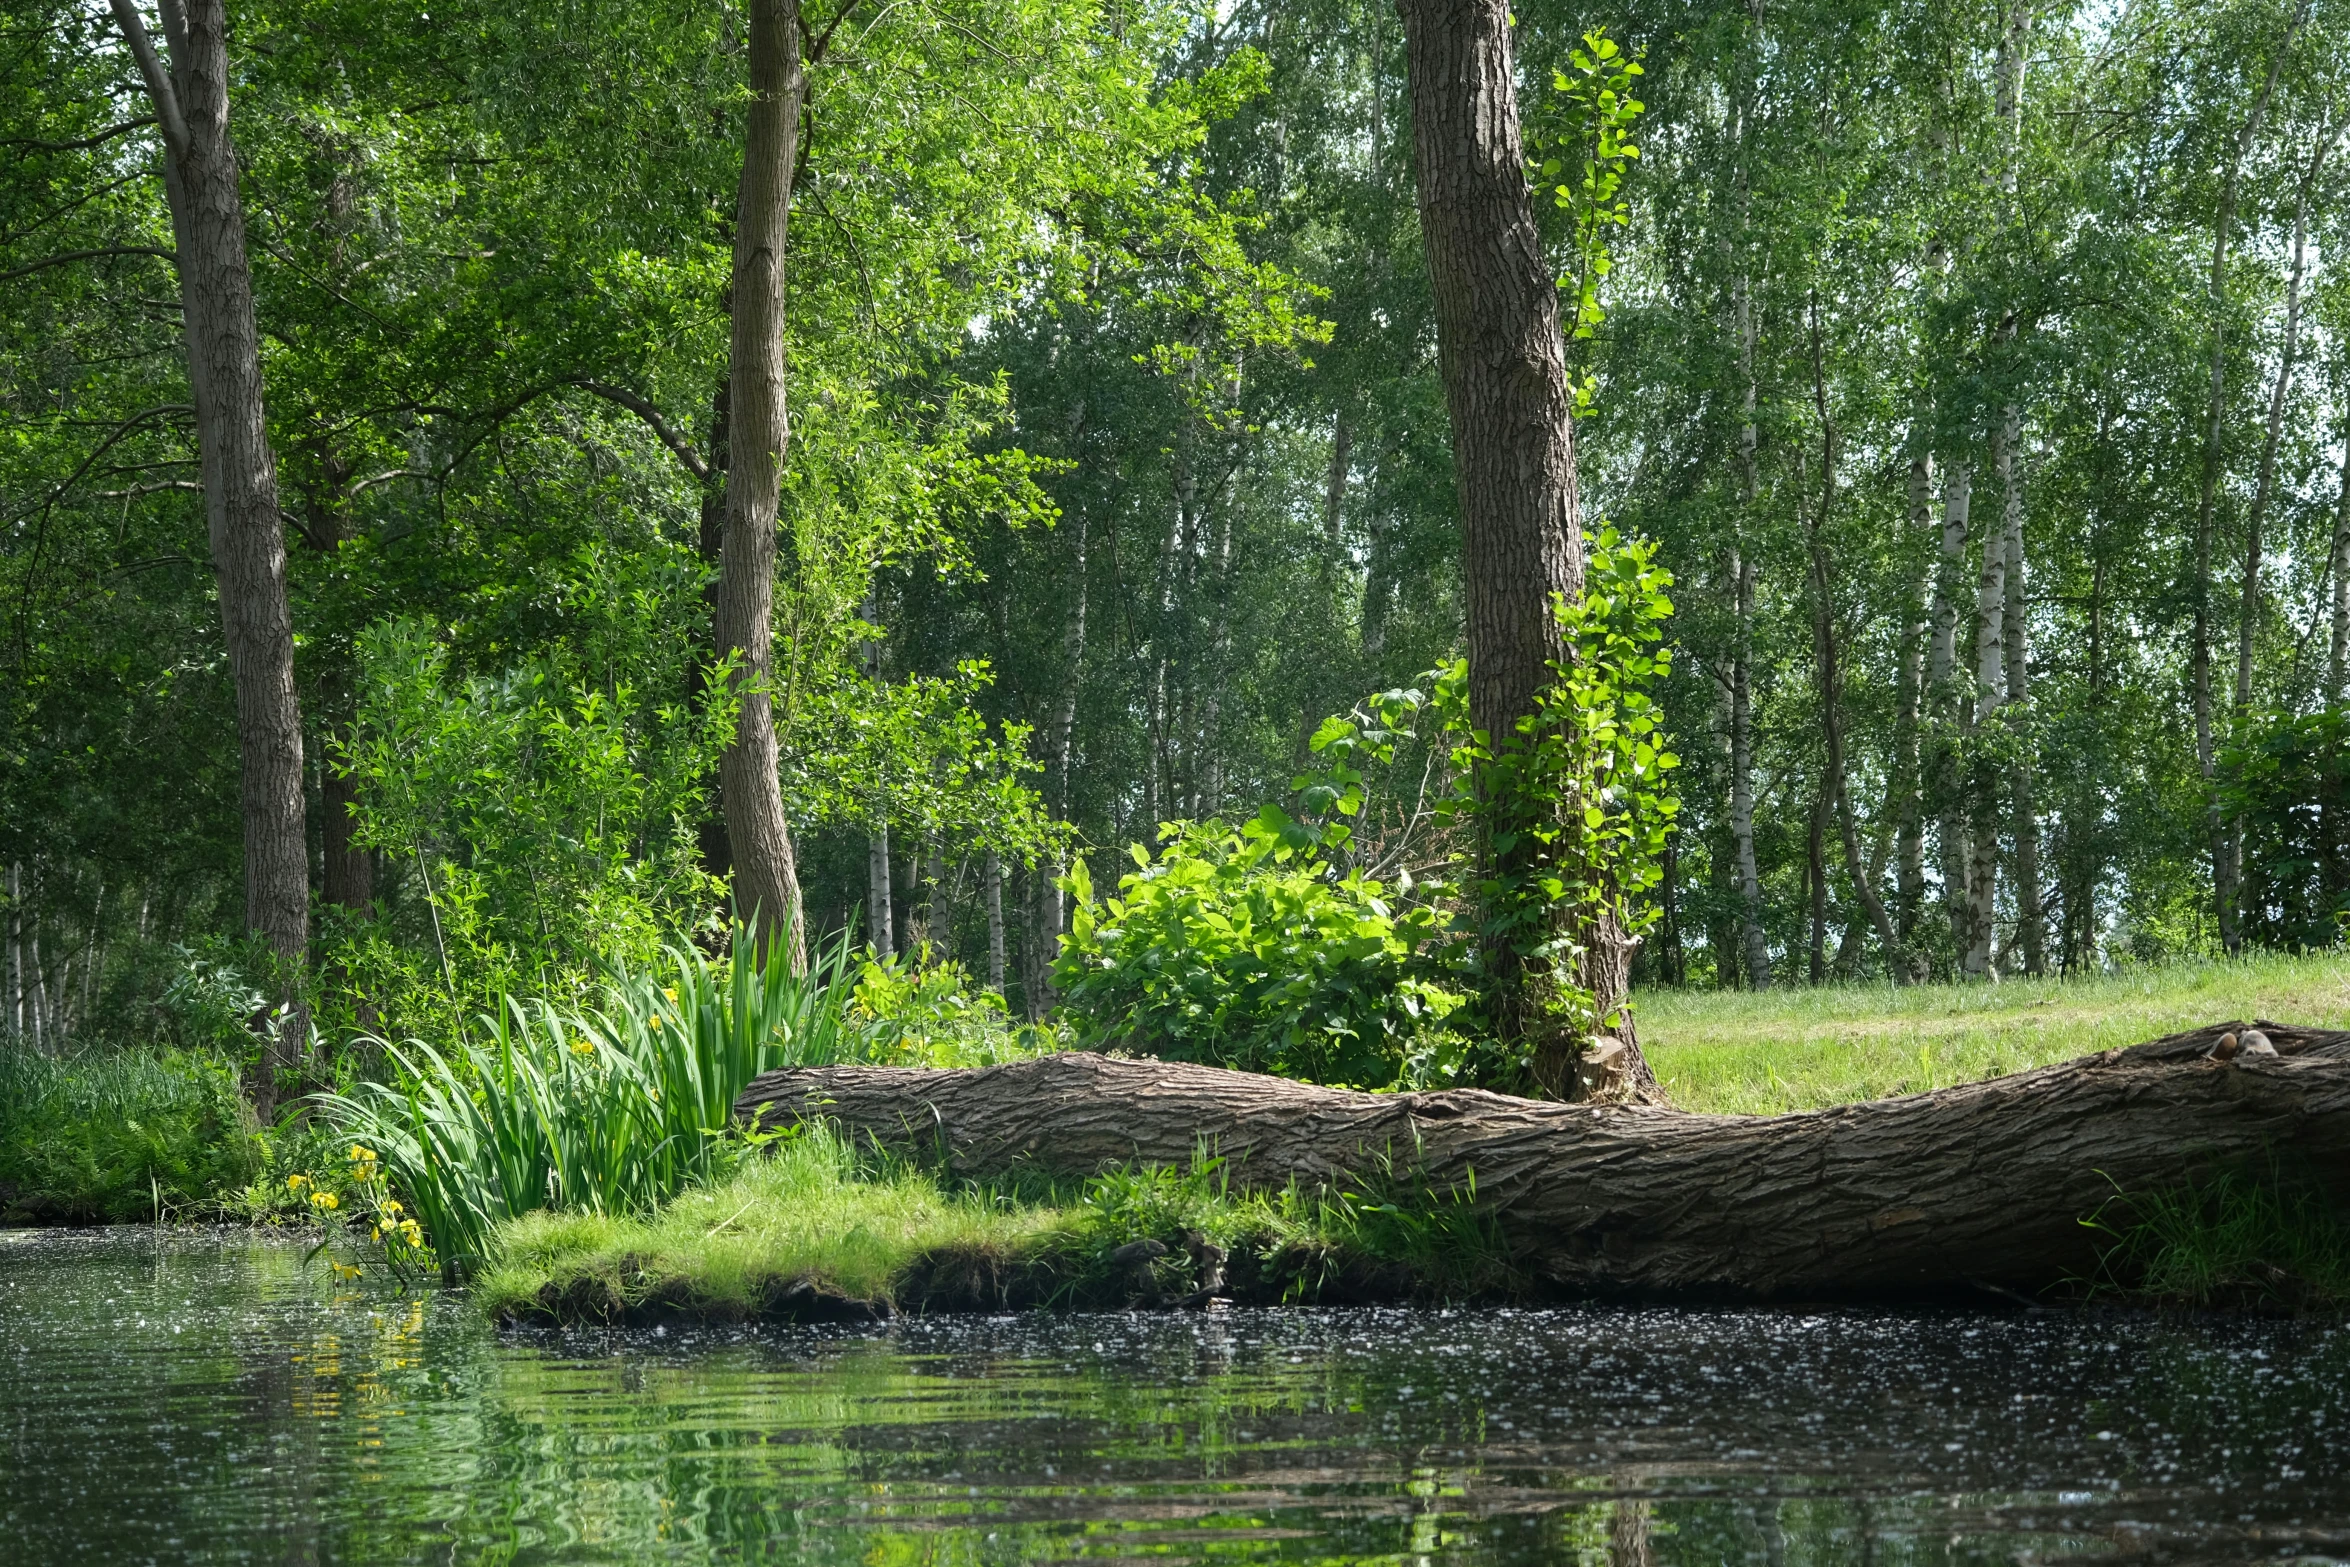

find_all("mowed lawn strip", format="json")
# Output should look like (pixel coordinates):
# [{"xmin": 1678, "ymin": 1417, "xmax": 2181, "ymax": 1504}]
[{"xmin": 1636, "ymin": 953, "xmax": 2350, "ymax": 1114}]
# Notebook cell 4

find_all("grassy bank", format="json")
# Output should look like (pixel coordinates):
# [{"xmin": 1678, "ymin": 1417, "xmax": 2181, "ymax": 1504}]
[
  {"xmin": 477, "ymin": 1123, "xmax": 1517, "ymax": 1324},
  {"xmin": 1638, "ymin": 951, "xmax": 2350, "ymax": 1113}
]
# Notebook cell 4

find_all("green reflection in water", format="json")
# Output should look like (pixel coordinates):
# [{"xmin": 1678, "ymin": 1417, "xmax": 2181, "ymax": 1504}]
[{"xmin": 3, "ymin": 1227, "xmax": 2345, "ymax": 1565}]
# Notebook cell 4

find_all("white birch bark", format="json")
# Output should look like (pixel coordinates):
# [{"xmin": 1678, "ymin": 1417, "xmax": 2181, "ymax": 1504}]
[
  {"xmin": 1999, "ymin": 404, "xmax": 2041, "ymax": 974},
  {"xmin": 2331, "ymin": 432, "xmax": 2350, "ymax": 706},
  {"xmin": 982, "ymin": 851, "xmax": 1005, "ymax": 995},
  {"xmin": 867, "ymin": 825, "xmax": 892, "ymax": 954}
]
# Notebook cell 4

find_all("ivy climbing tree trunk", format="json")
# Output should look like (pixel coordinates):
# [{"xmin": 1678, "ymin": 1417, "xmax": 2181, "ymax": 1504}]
[
  {"xmin": 108, "ymin": 0, "xmax": 308, "ymax": 1114},
  {"xmin": 717, "ymin": 0, "xmax": 810, "ymax": 970},
  {"xmin": 1397, "ymin": 0, "xmax": 1656, "ymax": 1100}
]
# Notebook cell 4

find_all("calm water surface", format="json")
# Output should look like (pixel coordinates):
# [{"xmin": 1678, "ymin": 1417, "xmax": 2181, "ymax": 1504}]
[{"xmin": 3, "ymin": 1227, "xmax": 2346, "ymax": 1565}]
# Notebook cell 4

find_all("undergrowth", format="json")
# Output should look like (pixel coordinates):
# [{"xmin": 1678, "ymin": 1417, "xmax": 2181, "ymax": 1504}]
[
  {"xmin": 0, "ymin": 1047, "xmax": 262, "ymax": 1224},
  {"xmin": 2083, "ymin": 1161, "xmax": 2350, "ymax": 1311}
]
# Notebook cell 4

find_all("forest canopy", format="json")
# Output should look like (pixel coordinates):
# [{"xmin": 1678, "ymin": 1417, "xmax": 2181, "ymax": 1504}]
[{"xmin": 7, "ymin": 0, "xmax": 2350, "ymax": 1106}]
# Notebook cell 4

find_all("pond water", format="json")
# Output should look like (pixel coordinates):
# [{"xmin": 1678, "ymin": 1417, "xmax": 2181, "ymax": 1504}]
[{"xmin": 3, "ymin": 1229, "xmax": 2346, "ymax": 1565}]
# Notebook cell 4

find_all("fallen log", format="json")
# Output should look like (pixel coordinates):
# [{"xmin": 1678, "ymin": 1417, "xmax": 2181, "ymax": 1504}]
[{"xmin": 737, "ymin": 1021, "xmax": 2350, "ymax": 1299}]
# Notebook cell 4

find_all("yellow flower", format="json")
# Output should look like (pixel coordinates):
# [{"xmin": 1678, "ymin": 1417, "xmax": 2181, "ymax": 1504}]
[
  {"xmin": 570, "ymin": 1038, "xmax": 595, "ymax": 1055},
  {"xmin": 310, "ymin": 1191, "xmax": 339, "ymax": 1211},
  {"xmin": 662, "ymin": 987, "xmax": 678, "ymax": 1002},
  {"xmin": 286, "ymin": 1173, "xmax": 309, "ymax": 1192},
  {"xmin": 380, "ymin": 1199, "xmax": 402, "ymax": 1218},
  {"xmin": 648, "ymin": 1015, "xmax": 662, "ymax": 1029},
  {"xmin": 348, "ymin": 1144, "xmax": 375, "ymax": 1164},
  {"xmin": 370, "ymin": 1226, "xmax": 382, "ymax": 1243}
]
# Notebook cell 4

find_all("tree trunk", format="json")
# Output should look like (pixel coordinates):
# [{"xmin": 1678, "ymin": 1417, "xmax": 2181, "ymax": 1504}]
[
  {"xmin": 924, "ymin": 844, "xmax": 950, "ymax": 957},
  {"xmin": 1996, "ymin": 403, "xmax": 2042, "ymax": 975},
  {"xmin": 696, "ymin": 375, "xmax": 735, "ymax": 880},
  {"xmin": 1727, "ymin": 157, "xmax": 1770, "ymax": 995},
  {"xmin": 1805, "ymin": 787, "xmax": 1826, "ymax": 985},
  {"xmin": 6, "ymin": 862, "xmax": 21, "ymax": 1043},
  {"xmin": 2195, "ymin": 5, "xmax": 2304, "ymax": 955},
  {"xmin": 982, "ymin": 850, "xmax": 1005, "ymax": 995},
  {"xmin": 739, "ymin": 1024, "xmax": 2350, "ymax": 1297},
  {"xmin": 1928, "ymin": 459, "xmax": 1972, "ymax": 968},
  {"xmin": 109, "ymin": 0, "xmax": 309, "ymax": 1113},
  {"xmin": 320, "ymin": 763, "xmax": 371, "ymax": 914},
  {"xmin": 716, "ymin": 0, "xmax": 810, "ymax": 970},
  {"xmin": 2331, "ymin": 424, "xmax": 2350, "ymax": 707},
  {"xmin": 1806, "ymin": 302, "xmax": 1902, "ymax": 977},
  {"xmin": 2237, "ymin": 129, "xmax": 2331, "ymax": 722},
  {"xmin": 1893, "ymin": 454, "xmax": 1933, "ymax": 944},
  {"xmin": 1963, "ymin": 424, "xmax": 2008, "ymax": 979},
  {"xmin": 1400, "ymin": 0, "xmax": 1655, "ymax": 1095},
  {"xmin": 1728, "ymin": 549, "xmax": 1771, "ymax": 990}
]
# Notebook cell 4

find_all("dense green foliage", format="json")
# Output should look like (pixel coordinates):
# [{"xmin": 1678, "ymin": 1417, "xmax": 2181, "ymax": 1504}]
[
  {"xmin": 1056, "ymin": 816, "xmax": 1463, "ymax": 1087},
  {"xmin": 0, "ymin": 1049, "xmax": 260, "ymax": 1224},
  {"xmin": 316, "ymin": 929, "xmax": 861, "ymax": 1273},
  {"xmin": 13, "ymin": 0, "xmax": 2350, "ymax": 1225}
]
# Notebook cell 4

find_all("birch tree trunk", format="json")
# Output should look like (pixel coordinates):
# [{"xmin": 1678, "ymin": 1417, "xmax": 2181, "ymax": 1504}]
[
  {"xmin": 2236, "ymin": 136, "xmax": 2328, "ymax": 723},
  {"xmin": 2194, "ymin": 6, "xmax": 2304, "ymax": 955},
  {"xmin": 108, "ymin": 0, "xmax": 309, "ymax": 1111},
  {"xmin": 1929, "ymin": 460, "xmax": 1973, "ymax": 965},
  {"xmin": 1893, "ymin": 454, "xmax": 1934, "ymax": 944},
  {"xmin": 982, "ymin": 851, "xmax": 1005, "ymax": 995},
  {"xmin": 866, "ymin": 824, "xmax": 892, "ymax": 952},
  {"xmin": 1398, "ymin": 0, "xmax": 1656, "ymax": 1099},
  {"xmin": 1964, "ymin": 433, "xmax": 2007, "ymax": 978},
  {"xmin": 1728, "ymin": 233, "xmax": 1770, "ymax": 990},
  {"xmin": 1999, "ymin": 403, "xmax": 2042, "ymax": 974},
  {"xmin": 1805, "ymin": 302, "xmax": 1903, "ymax": 976},
  {"xmin": 716, "ymin": 0, "xmax": 811, "ymax": 969},
  {"xmin": 5, "ymin": 862, "xmax": 20, "ymax": 1043},
  {"xmin": 1034, "ymin": 508, "xmax": 1090, "ymax": 1005},
  {"xmin": 2330, "ymin": 429, "xmax": 2350, "ymax": 706},
  {"xmin": 1729, "ymin": 549, "xmax": 1772, "ymax": 991}
]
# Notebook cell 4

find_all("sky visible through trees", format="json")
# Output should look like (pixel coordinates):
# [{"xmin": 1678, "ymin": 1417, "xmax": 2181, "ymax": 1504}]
[{"xmin": 7, "ymin": 0, "xmax": 2350, "ymax": 1063}]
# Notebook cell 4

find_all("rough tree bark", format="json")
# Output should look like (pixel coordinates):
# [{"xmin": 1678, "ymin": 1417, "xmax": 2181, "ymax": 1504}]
[
  {"xmin": 109, "ymin": 0, "xmax": 308, "ymax": 1112},
  {"xmin": 1397, "ymin": 0, "xmax": 1656, "ymax": 1096},
  {"xmin": 716, "ymin": 0, "xmax": 811, "ymax": 969},
  {"xmin": 741, "ymin": 1025, "xmax": 2350, "ymax": 1298}
]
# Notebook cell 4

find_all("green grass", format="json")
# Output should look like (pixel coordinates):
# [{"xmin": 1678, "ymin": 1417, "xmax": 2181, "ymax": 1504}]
[
  {"xmin": 473, "ymin": 1122, "xmax": 1518, "ymax": 1323},
  {"xmin": 1635, "ymin": 951, "xmax": 2350, "ymax": 1114},
  {"xmin": 2082, "ymin": 1161, "xmax": 2350, "ymax": 1310},
  {"xmin": 477, "ymin": 1123, "xmax": 1069, "ymax": 1318}
]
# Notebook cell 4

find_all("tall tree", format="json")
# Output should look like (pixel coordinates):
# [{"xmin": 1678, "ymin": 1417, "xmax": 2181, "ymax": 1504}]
[
  {"xmin": 106, "ymin": 0, "xmax": 307, "ymax": 1108},
  {"xmin": 1397, "ymin": 0, "xmax": 1657, "ymax": 1097},
  {"xmin": 2193, "ymin": 0, "xmax": 2305, "ymax": 954},
  {"xmin": 717, "ymin": 0, "xmax": 816, "ymax": 968}
]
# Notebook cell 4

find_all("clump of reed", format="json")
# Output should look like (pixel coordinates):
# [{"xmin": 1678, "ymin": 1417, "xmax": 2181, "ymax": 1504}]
[
  {"xmin": 316, "ymin": 925, "xmax": 861, "ymax": 1276},
  {"xmin": 2084, "ymin": 1158, "xmax": 2350, "ymax": 1309}
]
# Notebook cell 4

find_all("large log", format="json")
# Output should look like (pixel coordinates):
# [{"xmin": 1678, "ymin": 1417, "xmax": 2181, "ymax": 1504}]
[{"xmin": 738, "ymin": 1021, "xmax": 2350, "ymax": 1299}]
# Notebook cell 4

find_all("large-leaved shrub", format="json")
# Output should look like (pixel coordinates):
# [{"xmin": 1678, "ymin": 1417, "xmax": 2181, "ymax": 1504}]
[{"xmin": 1053, "ymin": 814, "xmax": 1463, "ymax": 1087}]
